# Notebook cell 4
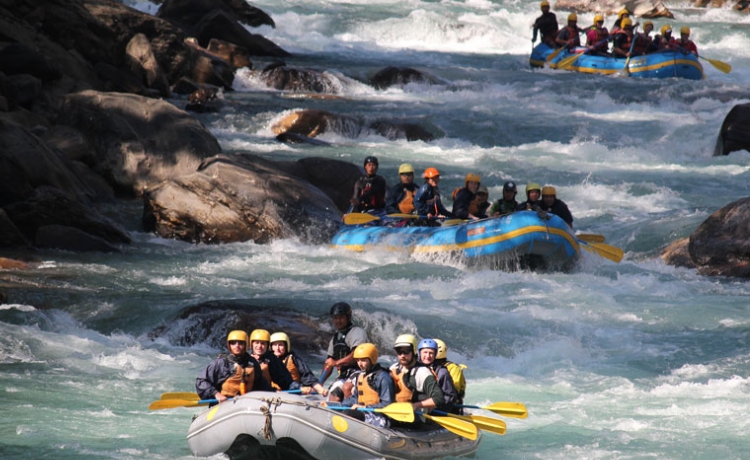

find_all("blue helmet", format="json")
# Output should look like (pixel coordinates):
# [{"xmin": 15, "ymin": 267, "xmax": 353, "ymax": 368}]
[
  {"xmin": 418, "ymin": 338, "xmax": 438, "ymax": 351},
  {"xmin": 363, "ymin": 156, "xmax": 379, "ymax": 166}
]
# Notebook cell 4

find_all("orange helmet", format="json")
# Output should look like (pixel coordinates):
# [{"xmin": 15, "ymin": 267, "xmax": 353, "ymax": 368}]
[{"xmin": 423, "ymin": 167, "xmax": 440, "ymax": 179}]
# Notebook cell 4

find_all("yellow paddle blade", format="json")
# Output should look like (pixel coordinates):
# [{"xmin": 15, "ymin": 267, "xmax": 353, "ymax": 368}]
[
  {"xmin": 160, "ymin": 392, "xmax": 200, "ymax": 401},
  {"xmin": 484, "ymin": 402, "xmax": 529, "ymax": 419},
  {"xmin": 375, "ymin": 402, "xmax": 415, "ymax": 423},
  {"xmin": 458, "ymin": 414, "xmax": 506, "ymax": 435},
  {"xmin": 386, "ymin": 213, "xmax": 419, "ymax": 219},
  {"xmin": 546, "ymin": 46, "xmax": 565, "ymax": 62},
  {"xmin": 558, "ymin": 53, "xmax": 582, "ymax": 70},
  {"xmin": 148, "ymin": 398, "xmax": 208, "ymax": 411},
  {"xmin": 576, "ymin": 233, "xmax": 605, "ymax": 244},
  {"xmin": 343, "ymin": 213, "xmax": 380, "ymax": 225},
  {"xmin": 581, "ymin": 241, "xmax": 624, "ymax": 263},
  {"xmin": 704, "ymin": 56, "xmax": 731, "ymax": 74},
  {"xmin": 441, "ymin": 219, "xmax": 467, "ymax": 227},
  {"xmin": 423, "ymin": 414, "xmax": 478, "ymax": 440}
]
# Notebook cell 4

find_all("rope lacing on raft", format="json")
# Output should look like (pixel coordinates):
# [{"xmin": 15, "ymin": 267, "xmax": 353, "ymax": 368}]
[{"xmin": 259, "ymin": 396, "xmax": 283, "ymax": 440}]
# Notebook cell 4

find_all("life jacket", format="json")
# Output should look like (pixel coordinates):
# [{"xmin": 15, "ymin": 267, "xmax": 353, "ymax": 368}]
[
  {"xmin": 257, "ymin": 359, "xmax": 279, "ymax": 390},
  {"xmin": 589, "ymin": 27, "xmax": 609, "ymax": 51},
  {"xmin": 398, "ymin": 188, "xmax": 415, "ymax": 214},
  {"xmin": 468, "ymin": 197, "xmax": 482, "ymax": 217},
  {"xmin": 281, "ymin": 354, "xmax": 301, "ymax": 383},
  {"xmin": 444, "ymin": 361, "xmax": 467, "ymax": 398},
  {"xmin": 357, "ymin": 366, "xmax": 385, "ymax": 406},
  {"xmin": 615, "ymin": 30, "xmax": 632, "ymax": 55},
  {"xmin": 356, "ymin": 175, "xmax": 386, "ymax": 211},
  {"xmin": 402, "ymin": 364, "xmax": 434, "ymax": 403},
  {"xmin": 390, "ymin": 364, "xmax": 414, "ymax": 403},
  {"xmin": 632, "ymin": 33, "xmax": 651, "ymax": 54},
  {"xmin": 332, "ymin": 324, "xmax": 359, "ymax": 378},
  {"xmin": 452, "ymin": 187, "xmax": 461, "ymax": 200},
  {"xmin": 220, "ymin": 357, "xmax": 255, "ymax": 397}
]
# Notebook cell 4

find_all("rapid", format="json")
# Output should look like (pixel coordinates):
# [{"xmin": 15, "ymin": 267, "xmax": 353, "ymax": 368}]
[{"xmin": 2, "ymin": 0, "xmax": 750, "ymax": 458}]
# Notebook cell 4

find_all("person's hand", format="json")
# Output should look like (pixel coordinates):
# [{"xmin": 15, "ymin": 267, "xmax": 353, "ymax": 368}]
[
  {"xmin": 349, "ymin": 198, "xmax": 358, "ymax": 206},
  {"xmin": 215, "ymin": 392, "xmax": 228, "ymax": 403},
  {"xmin": 319, "ymin": 401, "xmax": 328, "ymax": 407},
  {"xmin": 324, "ymin": 357, "xmax": 335, "ymax": 369},
  {"xmin": 301, "ymin": 386, "xmax": 313, "ymax": 395}
]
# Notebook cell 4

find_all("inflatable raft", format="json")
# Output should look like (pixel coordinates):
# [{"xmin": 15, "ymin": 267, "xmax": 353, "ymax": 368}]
[
  {"xmin": 529, "ymin": 43, "xmax": 704, "ymax": 80},
  {"xmin": 331, "ymin": 210, "xmax": 580, "ymax": 271},
  {"xmin": 186, "ymin": 392, "xmax": 482, "ymax": 459}
]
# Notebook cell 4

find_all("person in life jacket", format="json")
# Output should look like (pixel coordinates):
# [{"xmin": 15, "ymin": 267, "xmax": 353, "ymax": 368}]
[
  {"xmin": 653, "ymin": 25, "xmax": 675, "ymax": 51},
  {"xmin": 414, "ymin": 167, "xmax": 453, "ymax": 221},
  {"xmin": 249, "ymin": 329, "xmax": 298, "ymax": 392},
  {"xmin": 195, "ymin": 330, "xmax": 269, "ymax": 403},
  {"xmin": 555, "ymin": 13, "xmax": 581, "ymax": 51},
  {"xmin": 676, "ymin": 26, "xmax": 698, "ymax": 56},
  {"xmin": 537, "ymin": 185, "xmax": 574, "ymax": 228},
  {"xmin": 270, "ymin": 332, "xmax": 328, "ymax": 396},
  {"xmin": 532, "ymin": 0, "xmax": 559, "ymax": 48},
  {"xmin": 451, "ymin": 173, "xmax": 482, "ymax": 220},
  {"xmin": 323, "ymin": 302, "xmax": 370, "ymax": 402},
  {"xmin": 517, "ymin": 182, "xmax": 542, "ymax": 211},
  {"xmin": 340, "ymin": 343, "xmax": 395, "ymax": 428},
  {"xmin": 490, "ymin": 181, "xmax": 519, "ymax": 217},
  {"xmin": 350, "ymin": 156, "xmax": 387, "ymax": 213},
  {"xmin": 417, "ymin": 339, "xmax": 458, "ymax": 414},
  {"xmin": 469, "ymin": 185, "xmax": 490, "ymax": 219},
  {"xmin": 388, "ymin": 334, "xmax": 446, "ymax": 420},
  {"xmin": 612, "ymin": 18, "xmax": 636, "ymax": 58},
  {"xmin": 610, "ymin": 8, "xmax": 630, "ymax": 35},
  {"xmin": 630, "ymin": 20, "xmax": 655, "ymax": 56},
  {"xmin": 586, "ymin": 14, "xmax": 610, "ymax": 55},
  {"xmin": 385, "ymin": 163, "xmax": 418, "ymax": 215},
  {"xmin": 433, "ymin": 339, "xmax": 467, "ymax": 414}
]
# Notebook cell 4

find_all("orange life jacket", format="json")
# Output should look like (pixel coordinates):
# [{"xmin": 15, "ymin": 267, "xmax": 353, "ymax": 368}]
[
  {"xmin": 398, "ymin": 189, "xmax": 416, "ymax": 214},
  {"xmin": 357, "ymin": 370, "xmax": 383, "ymax": 406},
  {"xmin": 390, "ymin": 365, "xmax": 414, "ymax": 403},
  {"xmin": 281, "ymin": 354, "xmax": 301, "ymax": 382},
  {"xmin": 221, "ymin": 362, "xmax": 255, "ymax": 397}
]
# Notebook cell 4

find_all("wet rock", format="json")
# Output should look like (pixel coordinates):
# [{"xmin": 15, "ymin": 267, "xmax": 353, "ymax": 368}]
[
  {"xmin": 714, "ymin": 103, "xmax": 750, "ymax": 156},
  {"xmin": 185, "ymin": 87, "xmax": 223, "ymax": 113},
  {"xmin": 660, "ymin": 237, "xmax": 695, "ymax": 269},
  {"xmin": 369, "ymin": 67, "xmax": 440, "ymax": 90},
  {"xmin": 368, "ymin": 120, "xmax": 439, "ymax": 142},
  {"xmin": 0, "ymin": 209, "xmax": 30, "ymax": 248},
  {"xmin": 35, "ymin": 224, "xmax": 121, "ymax": 253},
  {"xmin": 0, "ymin": 43, "xmax": 63, "ymax": 82},
  {"xmin": 273, "ymin": 157, "xmax": 362, "ymax": 213},
  {"xmin": 142, "ymin": 154, "xmax": 342, "ymax": 244},
  {"xmin": 687, "ymin": 198, "xmax": 750, "ymax": 277},
  {"xmin": 206, "ymin": 39, "xmax": 252, "ymax": 69},
  {"xmin": 157, "ymin": 0, "xmax": 275, "ymax": 32},
  {"xmin": 194, "ymin": 9, "xmax": 289, "ymax": 57},
  {"xmin": 57, "ymin": 90, "xmax": 221, "ymax": 195},
  {"xmin": 259, "ymin": 64, "xmax": 343, "ymax": 93},
  {"xmin": 693, "ymin": 0, "xmax": 750, "ymax": 12},
  {"xmin": 553, "ymin": 0, "xmax": 673, "ymax": 18},
  {"xmin": 125, "ymin": 33, "xmax": 172, "ymax": 98}
]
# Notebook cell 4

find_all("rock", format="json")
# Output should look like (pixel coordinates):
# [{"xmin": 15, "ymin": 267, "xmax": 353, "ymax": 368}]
[
  {"xmin": 271, "ymin": 109, "xmax": 342, "ymax": 138},
  {"xmin": 125, "ymin": 33, "xmax": 172, "ymax": 98},
  {"xmin": 259, "ymin": 64, "xmax": 342, "ymax": 93},
  {"xmin": 273, "ymin": 157, "xmax": 362, "ymax": 213},
  {"xmin": 368, "ymin": 120, "xmax": 439, "ymax": 142},
  {"xmin": 57, "ymin": 90, "xmax": 221, "ymax": 195},
  {"xmin": 206, "ymin": 39, "xmax": 252, "ymax": 69},
  {"xmin": 0, "ymin": 209, "xmax": 30, "ymax": 248},
  {"xmin": 157, "ymin": 0, "xmax": 275, "ymax": 32},
  {"xmin": 0, "ymin": 119, "xmax": 107, "ymax": 206},
  {"xmin": 0, "ymin": 43, "xmax": 64, "ymax": 82},
  {"xmin": 35, "ymin": 224, "xmax": 121, "ymax": 253},
  {"xmin": 3, "ymin": 186, "xmax": 132, "ymax": 246},
  {"xmin": 94, "ymin": 62, "xmax": 154, "ymax": 97},
  {"xmin": 552, "ymin": 0, "xmax": 674, "ymax": 18},
  {"xmin": 185, "ymin": 87, "xmax": 223, "ymax": 113},
  {"xmin": 714, "ymin": 103, "xmax": 750, "ymax": 156},
  {"xmin": 686, "ymin": 198, "xmax": 750, "ymax": 277},
  {"xmin": 369, "ymin": 67, "xmax": 440, "ymax": 90},
  {"xmin": 275, "ymin": 132, "xmax": 332, "ymax": 146},
  {"xmin": 142, "ymin": 154, "xmax": 342, "ymax": 244},
  {"xmin": 194, "ymin": 9, "xmax": 290, "ymax": 57},
  {"xmin": 6, "ymin": 74, "xmax": 44, "ymax": 110},
  {"xmin": 660, "ymin": 237, "xmax": 694, "ymax": 268},
  {"xmin": 39, "ymin": 125, "xmax": 94, "ymax": 164},
  {"xmin": 693, "ymin": 1, "xmax": 750, "ymax": 12}
]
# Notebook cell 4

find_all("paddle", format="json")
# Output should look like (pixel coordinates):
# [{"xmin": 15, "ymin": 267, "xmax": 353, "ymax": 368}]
[
  {"xmin": 457, "ymin": 402, "xmax": 528, "ymax": 419},
  {"xmin": 418, "ymin": 412, "xmax": 478, "ymax": 440},
  {"xmin": 325, "ymin": 402, "xmax": 415, "ymax": 423},
  {"xmin": 579, "ymin": 240, "xmax": 624, "ymax": 263},
  {"xmin": 545, "ymin": 45, "xmax": 567, "ymax": 63},
  {"xmin": 432, "ymin": 410, "xmax": 506, "ymax": 435},
  {"xmin": 576, "ymin": 233, "xmax": 605, "ymax": 243},
  {"xmin": 159, "ymin": 388, "xmax": 305, "ymax": 402},
  {"xmin": 621, "ymin": 25, "xmax": 639, "ymax": 76},
  {"xmin": 674, "ymin": 45, "xmax": 731, "ymax": 74},
  {"xmin": 343, "ymin": 213, "xmax": 464, "ymax": 226},
  {"xmin": 149, "ymin": 398, "xmax": 219, "ymax": 410}
]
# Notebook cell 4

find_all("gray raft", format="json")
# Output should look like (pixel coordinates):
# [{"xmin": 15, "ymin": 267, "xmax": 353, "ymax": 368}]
[{"xmin": 186, "ymin": 392, "xmax": 482, "ymax": 459}]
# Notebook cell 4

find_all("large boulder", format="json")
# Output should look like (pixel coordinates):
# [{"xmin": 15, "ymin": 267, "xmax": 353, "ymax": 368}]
[
  {"xmin": 553, "ymin": 0, "xmax": 674, "ymax": 18},
  {"xmin": 693, "ymin": 0, "xmax": 750, "ymax": 12},
  {"xmin": 274, "ymin": 157, "xmax": 362, "ymax": 213},
  {"xmin": 369, "ymin": 67, "xmax": 440, "ymax": 90},
  {"xmin": 157, "ymin": 0, "xmax": 275, "ymax": 32},
  {"xmin": 57, "ymin": 90, "xmax": 221, "ymax": 195},
  {"xmin": 142, "ymin": 154, "xmax": 342, "ymax": 244},
  {"xmin": 663, "ymin": 198, "xmax": 750, "ymax": 277},
  {"xmin": 714, "ymin": 103, "xmax": 750, "ymax": 156}
]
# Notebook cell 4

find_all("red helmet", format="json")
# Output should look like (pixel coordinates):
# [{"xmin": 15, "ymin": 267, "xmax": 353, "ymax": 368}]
[{"xmin": 423, "ymin": 167, "xmax": 440, "ymax": 179}]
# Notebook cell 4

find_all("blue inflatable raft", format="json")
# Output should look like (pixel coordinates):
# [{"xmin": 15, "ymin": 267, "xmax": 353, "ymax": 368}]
[
  {"xmin": 331, "ymin": 211, "xmax": 580, "ymax": 271},
  {"xmin": 529, "ymin": 43, "xmax": 704, "ymax": 80}
]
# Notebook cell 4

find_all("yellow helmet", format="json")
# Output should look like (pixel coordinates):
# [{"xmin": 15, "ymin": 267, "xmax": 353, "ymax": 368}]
[
  {"xmin": 568, "ymin": 13, "xmax": 577, "ymax": 22},
  {"xmin": 644, "ymin": 21, "xmax": 654, "ymax": 29},
  {"xmin": 398, "ymin": 163, "xmax": 414, "ymax": 174},
  {"xmin": 465, "ymin": 173, "xmax": 481, "ymax": 185},
  {"xmin": 617, "ymin": 8, "xmax": 629, "ymax": 19},
  {"xmin": 227, "ymin": 330, "xmax": 248, "ymax": 348},
  {"xmin": 250, "ymin": 329, "xmax": 271, "ymax": 343},
  {"xmin": 526, "ymin": 182, "xmax": 541, "ymax": 194},
  {"xmin": 593, "ymin": 14, "xmax": 604, "ymax": 25},
  {"xmin": 620, "ymin": 17, "xmax": 633, "ymax": 28},
  {"xmin": 434, "ymin": 339, "xmax": 448, "ymax": 360},
  {"xmin": 681, "ymin": 26, "xmax": 690, "ymax": 35},
  {"xmin": 542, "ymin": 185, "xmax": 557, "ymax": 196},
  {"xmin": 394, "ymin": 334, "xmax": 419, "ymax": 353},
  {"xmin": 540, "ymin": 0, "xmax": 550, "ymax": 8},
  {"xmin": 270, "ymin": 332, "xmax": 290, "ymax": 350},
  {"xmin": 661, "ymin": 25, "xmax": 672, "ymax": 36},
  {"xmin": 353, "ymin": 343, "xmax": 379, "ymax": 364}
]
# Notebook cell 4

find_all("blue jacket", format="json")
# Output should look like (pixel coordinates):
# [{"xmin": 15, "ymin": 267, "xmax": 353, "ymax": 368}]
[{"xmin": 414, "ymin": 183, "xmax": 452, "ymax": 217}]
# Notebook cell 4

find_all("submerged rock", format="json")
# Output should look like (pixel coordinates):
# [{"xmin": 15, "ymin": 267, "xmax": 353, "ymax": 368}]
[{"xmin": 714, "ymin": 103, "xmax": 750, "ymax": 156}]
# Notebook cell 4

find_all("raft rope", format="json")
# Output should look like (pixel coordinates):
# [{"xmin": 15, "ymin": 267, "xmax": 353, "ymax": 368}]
[{"xmin": 259, "ymin": 396, "xmax": 283, "ymax": 441}]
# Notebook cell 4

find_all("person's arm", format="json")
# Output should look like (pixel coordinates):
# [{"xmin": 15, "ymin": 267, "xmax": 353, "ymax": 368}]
[
  {"xmin": 294, "ymin": 355, "xmax": 329, "ymax": 395},
  {"xmin": 195, "ymin": 359, "xmax": 227, "ymax": 401},
  {"xmin": 270, "ymin": 355, "xmax": 297, "ymax": 390},
  {"xmin": 385, "ymin": 184, "xmax": 402, "ymax": 214},
  {"xmin": 371, "ymin": 370, "xmax": 396, "ymax": 409},
  {"xmin": 451, "ymin": 190, "xmax": 470, "ymax": 219}
]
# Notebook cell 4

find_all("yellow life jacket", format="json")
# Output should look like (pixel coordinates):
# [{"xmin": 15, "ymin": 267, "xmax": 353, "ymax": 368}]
[
  {"xmin": 445, "ymin": 361, "xmax": 467, "ymax": 397},
  {"xmin": 390, "ymin": 365, "xmax": 414, "ymax": 403},
  {"xmin": 282, "ymin": 354, "xmax": 301, "ymax": 383},
  {"xmin": 221, "ymin": 362, "xmax": 255, "ymax": 397},
  {"xmin": 357, "ymin": 370, "xmax": 382, "ymax": 406},
  {"xmin": 398, "ymin": 189, "xmax": 416, "ymax": 214}
]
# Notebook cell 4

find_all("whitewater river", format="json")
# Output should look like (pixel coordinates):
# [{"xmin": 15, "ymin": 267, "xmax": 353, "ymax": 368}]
[{"xmin": 2, "ymin": 1, "xmax": 750, "ymax": 459}]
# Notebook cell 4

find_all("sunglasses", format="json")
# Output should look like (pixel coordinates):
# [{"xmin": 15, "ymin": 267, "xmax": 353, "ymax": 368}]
[
  {"xmin": 395, "ymin": 348, "xmax": 412, "ymax": 355},
  {"xmin": 400, "ymin": 173, "xmax": 414, "ymax": 176},
  {"xmin": 228, "ymin": 340, "xmax": 245, "ymax": 345}
]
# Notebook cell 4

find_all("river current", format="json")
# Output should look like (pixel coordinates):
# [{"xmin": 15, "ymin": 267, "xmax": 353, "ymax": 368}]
[{"xmin": 2, "ymin": 1, "xmax": 750, "ymax": 459}]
